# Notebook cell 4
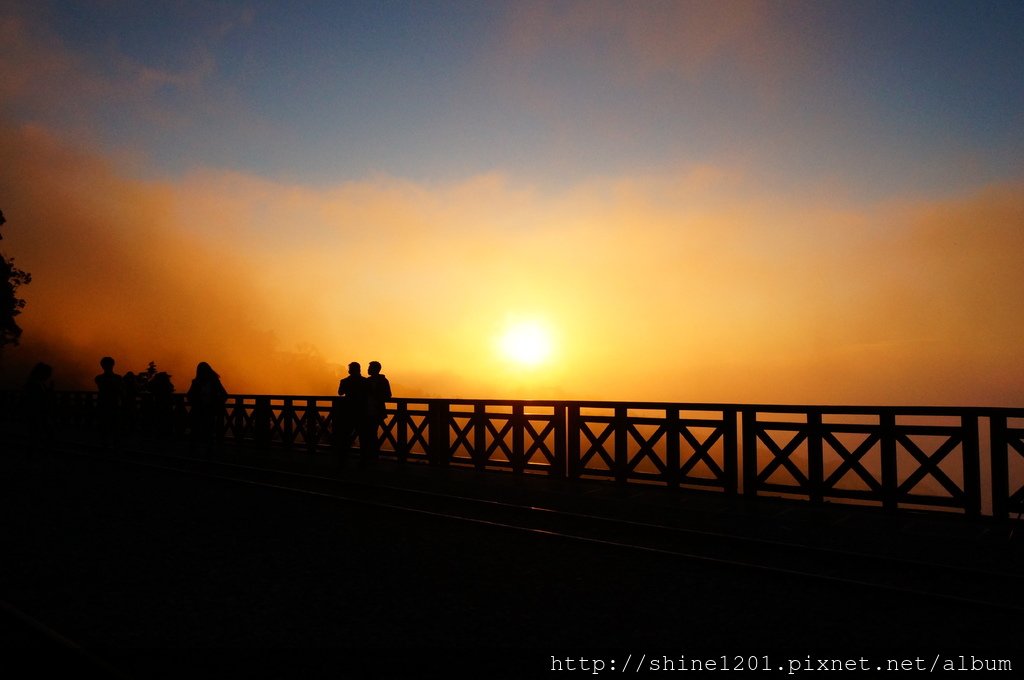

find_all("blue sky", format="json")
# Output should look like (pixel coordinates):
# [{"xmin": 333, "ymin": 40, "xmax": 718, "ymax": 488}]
[{"xmin": 15, "ymin": 0, "xmax": 1023, "ymax": 194}]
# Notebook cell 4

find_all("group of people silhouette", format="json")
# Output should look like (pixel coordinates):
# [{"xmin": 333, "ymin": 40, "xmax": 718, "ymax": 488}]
[
  {"xmin": 20, "ymin": 356, "xmax": 228, "ymax": 452},
  {"xmin": 93, "ymin": 356, "xmax": 227, "ymax": 453},
  {"xmin": 20, "ymin": 355, "xmax": 393, "ymax": 462}
]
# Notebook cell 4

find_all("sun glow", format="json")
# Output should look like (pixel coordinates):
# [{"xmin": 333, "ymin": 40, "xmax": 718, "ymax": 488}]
[{"xmin": 497, "ymin": 320, "xmax": 553, "ymax": 367}]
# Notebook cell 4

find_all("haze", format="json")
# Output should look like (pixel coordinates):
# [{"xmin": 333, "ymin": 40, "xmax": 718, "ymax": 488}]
[{"xmin": 2, "ymin": 1, "xmax": 1022, "ymax": 405}]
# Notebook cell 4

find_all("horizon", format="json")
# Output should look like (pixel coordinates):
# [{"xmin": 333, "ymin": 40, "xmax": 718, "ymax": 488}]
[{"xmin": 2, "ymin": 1, "xmax": 1023, "ymax": 407}]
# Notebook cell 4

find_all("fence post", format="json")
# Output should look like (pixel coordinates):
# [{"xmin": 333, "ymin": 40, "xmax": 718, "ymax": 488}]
[
  {"xmin": 722, "ymin": 408, "xmax": 739, "ymax": 495},
  {"xmin": 396, "ymin": 401, "xmax": 409, "ymax": 464},
  {"xmin": 742, "ymin": 408, "xmax": 758, "ymax": 498},
  {"xmin": 305, "ymin": 398, "xmax": 320, "ymax": 453},
  {"xmin": 665, "ymin": 408, "xmax": 680, "ymax": 488},
  {"xmin": 567, "ymin": 404, "xmax": 580, "ymax": 478},
  {"xmin": 614, "ymin": 406, "xmax": 628, "ymax": 485},
  {"xmin": 254, "ymin": 396, "xmax": 271, "ymax": 449},
  {"xmin": 880, "ymin": 409, "xmax": 898, "ymax": 512},
  {"xmin": 330, "ymin": 397, "xmax": 345, "ymax": 459},
  {"xmin": 282, "ymin": 398, "xmax": 294, "ymax": 452},
  {"xmin": 512, "ymin": 403, "xmax": 525, "ymax": 474},
  {"xmin": 807, "ymin": 410, "xmax": 824, "ymax": 504},
  {"xmin": 473, "ymin": 403, "xmax": 487, "ymax": 471},
  {"xmin": 961, "ymin": 413, "xmax": 981, "ymax": 517},
  {"xmin": 990, "ymin": 412, "xmax": 1009, "ymax": 520},
  {"xmin": 553, "ymin": 404, "xmax": 567, "ymax": 478},
  {"xmin": 429, "ymin": 401, "xmax": 449, "ymax": 467}
]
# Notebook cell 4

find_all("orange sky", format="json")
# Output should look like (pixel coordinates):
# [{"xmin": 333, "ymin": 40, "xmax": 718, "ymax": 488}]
[
  {"xmin": 2, "ymin": 2, "xmax": 1023, "ymax": 406},
  {"xmin": 3, "ymin": 120, "xmax": 1023, "ymax": 405}
]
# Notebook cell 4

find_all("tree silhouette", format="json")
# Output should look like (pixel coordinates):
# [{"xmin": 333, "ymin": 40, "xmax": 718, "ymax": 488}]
[{"xmin": 0, "ymin": 210, "xmax": 32, "ymax": 347}]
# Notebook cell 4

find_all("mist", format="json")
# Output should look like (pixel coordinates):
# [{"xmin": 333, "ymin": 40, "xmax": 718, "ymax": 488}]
[{"xmin": 2, "ymin": 120, "xmax": 1023, "ymax": 406}]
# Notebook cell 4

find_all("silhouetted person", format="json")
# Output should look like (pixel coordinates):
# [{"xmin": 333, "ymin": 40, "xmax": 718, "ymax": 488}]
[
  {"xmin": 22, "ymin": 362, "xmax": 54, "ymax": 444},
  {"xmin": 187, "ymin": 362, "xmax": 227, "ymax": 456},
  {"xmin": 145, "ymin": 372, "xmax": 175, "ymax": 440},
  {"xmin": 337, "ymin": 361, "xmax": 371, "ymax": 463},
  {"xmin": 366, "ymin": 360, "xmax": 391, "ymax": 459},
  {"xmin": 95, "ymin": 356, "xmax": 123, "ymax": 445}
]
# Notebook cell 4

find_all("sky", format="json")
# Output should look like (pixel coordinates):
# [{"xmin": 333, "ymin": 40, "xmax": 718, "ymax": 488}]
[{"xmin": 1, "ymin": 0, "xmax": 1023, "ymax": 405}]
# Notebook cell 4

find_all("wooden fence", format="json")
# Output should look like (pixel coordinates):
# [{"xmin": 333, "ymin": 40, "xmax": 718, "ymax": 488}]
[{"xmin": 3, "ymin": 391, "xmax": 1023, "ymax": 519}]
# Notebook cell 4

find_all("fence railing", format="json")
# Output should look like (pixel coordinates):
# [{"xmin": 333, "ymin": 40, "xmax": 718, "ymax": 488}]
[{"xmin": 3, "ymin": 391, "xmax": 1023, "ymax": 519}]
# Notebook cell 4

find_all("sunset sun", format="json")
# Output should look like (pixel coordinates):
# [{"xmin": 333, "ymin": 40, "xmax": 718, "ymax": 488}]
[{"xmin": 497, "ymin": 321, "xmax": 553, "ymax": 367}]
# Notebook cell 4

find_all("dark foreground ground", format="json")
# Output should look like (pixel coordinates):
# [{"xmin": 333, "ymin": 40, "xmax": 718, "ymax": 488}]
[{"xmin": 1, "ymin": 442, "xmax": 1021, "ymax": 679}]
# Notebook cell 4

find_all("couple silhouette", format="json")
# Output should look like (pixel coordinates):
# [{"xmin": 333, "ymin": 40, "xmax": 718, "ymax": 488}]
[{"xmin": 337, "ymin": 361, "xmax": 391, "ymax": 464}]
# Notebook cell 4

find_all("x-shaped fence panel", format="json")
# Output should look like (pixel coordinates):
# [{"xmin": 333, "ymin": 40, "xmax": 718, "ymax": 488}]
[
  {"xmin": 894, "ymin": 428, "xmax": 968, "ymax": 507},
  {"xmin": 678, "ymin": 419, "xmax": 734, "ymax": 490},
  {"xmin": 821, "ymin": 428, "xmax": 883, "ymax": 498},
  {"xmin": 748, "ymin": 421, "xmax": 811, "ymax": 496},
  {"xmin": 569, "ymin": 406, "xmax": 737, "ymax": 490},
  {"xmin": 522, "ymin": 409, "xmax": 562, "ymax": 471},
  {"xmin": 446, "ymin": 407, "xmax": 477, "ymax": 466},
  {"xmin": 743, "ymin": 408, "xmax": 981, "ymax": 514},
  {"xmin": 571, "ymin": 408, "xmax": 617, "ymax": 479}
]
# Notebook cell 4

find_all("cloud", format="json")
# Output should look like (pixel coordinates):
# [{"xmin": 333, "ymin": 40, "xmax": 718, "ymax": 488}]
[
  {"xmin": 496, "ymin": 0, "xmax": 808, "ymax": 96},
  {"xmin": 2, "ymin": 113, "xmax": 1023, "ymax": 405},
  {"xmin": 0, "ymin": 2, "xmax": 247, "ymax": 143},
  {"xmin": 0, "ymin": 120, "xmax": 331, "ymax": 393},
  {"xmin": 0, "ymin": 7, "xmax": 96, "ymax": 118}
]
